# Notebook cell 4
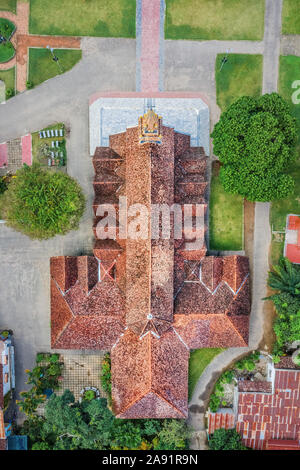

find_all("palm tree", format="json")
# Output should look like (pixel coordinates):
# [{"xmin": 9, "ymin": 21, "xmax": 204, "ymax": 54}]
[{"xmin": 267, "ymin": 257, "xmax": 300, "ymax": 296}]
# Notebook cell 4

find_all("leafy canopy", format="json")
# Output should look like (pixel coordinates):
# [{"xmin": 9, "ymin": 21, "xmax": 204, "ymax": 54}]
[
  {"xmin": 211, "ymin": 93, "xmax": 298, "ymax": 202},
  {"xmin": 266, "ymin": 258, "xmax": 300, "ymax": 354},
  {"xmin": 0, "ymin": 163, "xmax": 85, "ymax": 239},
  {"xmin": 20, "ymin": 390, "xmax": 190, "ymax": 451},
  {"xmin": 209, "ymin": 428, "xmax": 247, "ymax": 450}
]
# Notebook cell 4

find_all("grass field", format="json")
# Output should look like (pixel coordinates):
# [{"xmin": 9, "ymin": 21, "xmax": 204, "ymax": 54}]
[
  {"xmin": 270, "ymin": 56, "xmax": 300, "ymax": 263},
  {"xmin": 215, "ymin": 54, "xmax": 263, "ymax": 112},
  {"xmin": 0, "ymin": 66, "xmax": 15, "ymax": 98},
  {"xmin": 28, "ymin": 48, "xmax": 82, "ymax": 88},
  {"xmin": 209, "ymin": 163, "xmax": 244, "ymax": 251},
  {"xmin": 188, "ymin": 348, "xmax": 225, "ymax": 400},
  {"xmin": 0, "ymin": 0, "xmax": 16, "ymax": 13},
  {"xmin": 165, "ymin": 0, "xmax": 265, "ymax": 40},
  {"xmin": 282, "ymin": 0, "xmax": 300, "ymax": 34},
  {"xmin": 210, "ymin": 54, "xmax": 263, "ymax": 251},
  {"xmin": 29, "ymin": 0, "xmax": 136, "ymax": 38}
]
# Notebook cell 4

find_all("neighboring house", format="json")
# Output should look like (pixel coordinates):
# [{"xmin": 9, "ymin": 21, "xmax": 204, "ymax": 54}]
[
  {"xmin": 50, "ymin": 111, "xmax": 251, "ymax": 419},
  {"xmin": 207, "ymin": 356, "xmax": 300, "ymax": 450},
  {"xmin": 284, "ymin": 214, "xmax": 300, "ymax": 264},
  {"xmin": 0, "ymin": 332, "xmax": 15, "ymax": 450}
]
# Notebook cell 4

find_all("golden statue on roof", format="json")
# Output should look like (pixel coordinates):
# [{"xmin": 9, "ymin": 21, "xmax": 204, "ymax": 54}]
[{"xmin": 138, "ymin": 109, "xmax": 162, "ymax": 144}]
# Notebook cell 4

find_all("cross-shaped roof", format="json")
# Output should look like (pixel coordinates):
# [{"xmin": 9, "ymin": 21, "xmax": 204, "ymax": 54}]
[{"xmin": 50, "ymin": 119, "xmax": 250, "ymax": 418}]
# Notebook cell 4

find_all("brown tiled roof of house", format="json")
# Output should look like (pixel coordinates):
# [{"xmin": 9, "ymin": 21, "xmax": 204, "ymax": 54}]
[
  {"xmin": 111, "ymin": 328, "xmax": 189, "ymax": 418},
  {"xmin": 274, "ymin": 355, "xmax": 300, "ymax": 370},
  {"xmin": 50, "ymin": 256, "xmax": 125, "ymax": 349},
  {"xmin": 238, "ymin": 380, "xmax": 272, "ymax": 393},
  {"xmin": 50, "ymin": 115, "xmax": 251, "ymax": 418},
  {"xmin": 236, "ymin": 369, "xmax": 300, "ymax": 449},
  {"xmin": 208, "ymin": 409, "xmax": 235, "ymax": 434}
]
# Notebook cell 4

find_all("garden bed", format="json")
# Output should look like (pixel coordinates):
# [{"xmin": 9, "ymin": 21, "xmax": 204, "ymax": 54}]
[
  {"xmin": 0, "ymin": 18, "xmax": 15, "ymax": 63},
  {"xmin": 31, "ymin": 123, "xmax": 67, "ymax": 171}
]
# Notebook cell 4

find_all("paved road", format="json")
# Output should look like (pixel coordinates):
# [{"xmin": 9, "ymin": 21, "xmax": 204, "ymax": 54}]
[{"xmin": 0, "ymin": 37, "xmax": 135, "ymax": 406}]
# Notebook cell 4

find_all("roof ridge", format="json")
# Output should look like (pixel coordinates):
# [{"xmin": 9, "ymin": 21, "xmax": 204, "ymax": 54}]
[{"xmin": 227, "ymin": 315, "xmax": 248, "ymax": 345}]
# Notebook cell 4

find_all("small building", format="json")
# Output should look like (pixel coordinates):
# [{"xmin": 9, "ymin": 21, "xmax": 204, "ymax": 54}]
[
  {"xmin": 284, "ymin": 214, "xmax": 300, "ymax": 264},
  {"xmin": 0, "ymin": 331, "xmax": 15, "ymax": 450},
  {"xmin": 207, "ymin": 357, "xmax": 300, "ymax": 450}
]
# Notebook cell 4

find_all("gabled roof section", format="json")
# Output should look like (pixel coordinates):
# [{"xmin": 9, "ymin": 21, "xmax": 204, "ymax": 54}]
[
  {"xmin": 50, "ymin": 256, "xmax": 125, "ymax": 349},
  {"xmin": 111, "ymin": 329, "xmax": 189, "ymax": 418},
  {"xmin": 173, "ymin": 314, "xmax": 248, "ymax": 348}
]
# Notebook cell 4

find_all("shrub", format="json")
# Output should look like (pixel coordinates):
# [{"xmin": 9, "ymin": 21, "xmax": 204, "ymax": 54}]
[
  {"xmin": 26, "ymin": 80, "xmax": 34, "ymax": 89},
  {"xmin": 209, "ymin": 428, "xmax": 247, "ymax": 450},
  {"xmin": 5, "ymin": 87, "xmax": 14, "ymax": 99},
  {"xmin": 101, "ymin": 353, "xmax": 112, "ymax": 406},
  {"xmin": 0, "ymin": 163, "xmax": 85, "ymax": 239},
  {"xmin": 83, "ymin": 390, "xmax": 96, "ymax": 401},
  {"xmin": 209, "ymin": 393, "xmax": 221, "ymax": 413}
]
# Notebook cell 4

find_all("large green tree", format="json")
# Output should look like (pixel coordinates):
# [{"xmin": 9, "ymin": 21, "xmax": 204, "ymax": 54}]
[
  {"xmin": 20, "ymin": 390, "xmax": 190, "ymax": 451},
  {"xmin": 0, "ymin": 164, "xmax": 85, "ymax": 239},
  {"xmin": 211, "ymin": 93, "xmax": 298, "ymax": 201}
]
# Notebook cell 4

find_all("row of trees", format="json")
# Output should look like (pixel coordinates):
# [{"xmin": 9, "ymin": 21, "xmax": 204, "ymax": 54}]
[
  {"xmin": 212, "ymin": 93, "xmax": 298, "ymax": 202},
  {"xmin": 18, "ymin": 390, "xmax": 189, "ymax": 451}
]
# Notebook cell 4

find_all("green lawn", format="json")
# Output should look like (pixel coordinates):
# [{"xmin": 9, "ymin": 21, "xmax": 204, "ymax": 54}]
[
  {"xmin": 282, "ymin": 0, "xmax": 300, "ymax": 34},
  {"xmin": 0, "ymin": 66, "xmax": 15, "ymax": 98},
  {"xmin": 0, "ymin": 0, "xmax": 16, "ymax": 13},
  {"xmin": 215, "ymin": 54, "xmax": 263, "ymax": 112},
  {"xmin": 270, "ymin": 56, "xmax": 300, "ymax": 262},
  {"xmin": 165, "ymin": 0, "xmax": 265, "ymax": 40},
  {"xmin": 210, "ymin": 54, "xmax": 263, "ymax": 251},
  {"xmin": 28, "ymin": 48, "xmax": 82, "ymax": 87},
  {"xmin": 209, "ymin": 164, "xmax": 244, "ymax": 251},
  {"xmin": 189, "ymin": 348, "xmax": 225, "ymax": 400},
  {"xmin": 29, "ymin": 0, "xmax": 136, "ymax": 38}
]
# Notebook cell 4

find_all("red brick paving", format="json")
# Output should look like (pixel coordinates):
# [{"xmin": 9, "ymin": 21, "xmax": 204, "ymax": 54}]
[{"xmin": 140, "ymin": 0, "xmax": 161, "ymax": 92}]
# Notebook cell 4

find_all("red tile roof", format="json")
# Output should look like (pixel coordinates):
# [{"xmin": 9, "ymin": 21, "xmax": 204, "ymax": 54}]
[
  {"xmin": 236, "ymin": 369, "xmax": 300, "ymax": 450},
  {"xmin": 50, "ymin": 118, "xmax": 251, "ymax": 418},
  {"xmin": 266, "ymin": 439, "xmax": 300, "ymax": 450},
  {"xmin": 285, "ymin": 214, "xmax": 300, "ymax": 264},
  {"xmin": 208, "ymin": 410, "xmax": 235, "ymax": 434}
]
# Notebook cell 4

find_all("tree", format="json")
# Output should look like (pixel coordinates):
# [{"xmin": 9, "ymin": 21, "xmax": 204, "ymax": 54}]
[
  {"xmin": 265, "ymin": 264, "xmax": 300, "ymax": 353},
  {"xmin": 153, "ymin": 419, "xmax": 189, "ymax": 450},
  {"xmin": 267, "ymin": 257, "xmax": 300, "ymax": 297},
  {"xmin": 208, "ymin": 428, "xmax": 247, "ymax": 450},
  {"xmin": 211, "ymin": 93, "xmax": 298, "ymax": 202},
  {"xmin": 0, "ymin": 163, "xmax": 85, "ymax": 239},
  {"xmin": 19, "ymin": 390, "xmax": 190, "ymax": 451}
]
